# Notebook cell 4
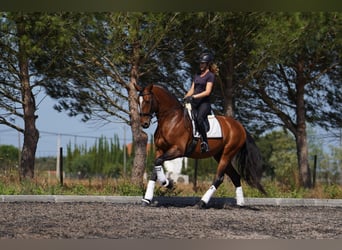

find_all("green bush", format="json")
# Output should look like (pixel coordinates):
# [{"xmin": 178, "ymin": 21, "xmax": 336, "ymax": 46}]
[
  {"xmin": 323, "ymin": 183, "xmax": 342, "ymax": 199},
  {"xmin": 114, "ymin": 181, "xmax": 143, "ymax": 196}
]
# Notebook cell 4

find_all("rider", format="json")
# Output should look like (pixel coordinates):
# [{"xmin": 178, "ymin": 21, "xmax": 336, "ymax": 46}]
[{"xmin": 184, "ymin": 52, "xmax": 217, "ymax": 153}]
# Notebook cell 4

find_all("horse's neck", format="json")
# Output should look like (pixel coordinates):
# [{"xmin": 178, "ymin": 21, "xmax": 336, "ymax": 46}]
[{"xmin": 153, "ymin": 87, "xmax": 182, "ymax": 114}]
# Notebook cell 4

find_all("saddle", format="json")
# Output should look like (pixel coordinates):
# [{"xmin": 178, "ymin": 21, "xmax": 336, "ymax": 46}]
[
  {"xmin": 185, "ymin": 103, "xmax": 222, "ymax": 139},
  {"xmin": 184, "ymin": 103, "xmax": 222, "ymax": 156}
]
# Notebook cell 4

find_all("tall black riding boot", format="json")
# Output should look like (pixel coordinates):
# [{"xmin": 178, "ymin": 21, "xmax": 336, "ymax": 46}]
[{"xmin": 198, "ymin": 123, "xmax": 209, "ymax": 153}]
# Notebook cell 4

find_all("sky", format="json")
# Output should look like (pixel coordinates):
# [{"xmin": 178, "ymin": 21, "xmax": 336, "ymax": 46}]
[
  {"xmin": 0, "ymin": 95, "xmax": 157, "ymax": 158},
  {"xmin": 0, "ymin": 92, "xmax": 339, "ymax": 158}
]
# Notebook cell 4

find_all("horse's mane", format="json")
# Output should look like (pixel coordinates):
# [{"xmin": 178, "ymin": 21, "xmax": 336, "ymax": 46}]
[{"xmin": 152, "ymin": 84, "xmax": 183, "ymax": 108}]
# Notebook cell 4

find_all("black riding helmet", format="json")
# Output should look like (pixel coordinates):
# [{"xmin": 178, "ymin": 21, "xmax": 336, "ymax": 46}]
[{"xmin": 199, "ymin": 52, "xmax": 213, "ymax": 63}]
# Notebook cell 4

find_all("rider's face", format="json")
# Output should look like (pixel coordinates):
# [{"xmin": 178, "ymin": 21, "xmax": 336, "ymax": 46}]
[{"xmin": 200, "ymin": 62, "xmax": 208, "ymax": 72}]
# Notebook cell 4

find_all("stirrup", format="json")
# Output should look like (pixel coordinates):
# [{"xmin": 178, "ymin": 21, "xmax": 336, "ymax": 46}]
[{"xmin": 200, "ymin": 142, "xmax": 209, "ymax": 153}]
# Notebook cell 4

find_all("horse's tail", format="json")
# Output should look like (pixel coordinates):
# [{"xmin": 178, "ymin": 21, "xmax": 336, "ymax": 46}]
[{"xmin": 235, "ymin": 131, "xmax": 267, "ymax": 195}]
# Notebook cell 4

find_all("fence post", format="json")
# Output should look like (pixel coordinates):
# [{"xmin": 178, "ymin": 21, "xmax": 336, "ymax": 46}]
[
  {"xmin": 193, "ymin": 159, "xmax": 198, "ymax": 192},
  {"xmin": 59, "ymin": 147, "xmax": 63, "ymax": 186},
  {"xmin": 313, "ymin": 155, "xmax": 317, "ymax": 188}
]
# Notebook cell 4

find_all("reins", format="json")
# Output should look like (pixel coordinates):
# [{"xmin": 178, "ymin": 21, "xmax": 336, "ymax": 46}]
[
  {"xmin": 138, "ymin": 92, "xmax": 154, "ymax": 118},
  {"xmin": 139, "ymin": 89, "xmax": 183, "ymax": 121}
]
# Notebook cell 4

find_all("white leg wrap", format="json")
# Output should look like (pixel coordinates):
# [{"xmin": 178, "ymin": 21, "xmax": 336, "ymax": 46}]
[
  {"xmin": 143, "ymin": 180, "xmax": 155, "ymax": 202},
  {"xmin": 201, "ymin": 185, "xmax": 216, "ymax": 204},
  {"xmin": 236, "ymin": 186, "xmax": 245, "ymax": 206},
  {"xmin": 162, "ymin": 178, "xmax": 169, "ymax": 187},
  {"xmin": 155, "ymin": 165, "xmax": 167, "ymax": 184}
]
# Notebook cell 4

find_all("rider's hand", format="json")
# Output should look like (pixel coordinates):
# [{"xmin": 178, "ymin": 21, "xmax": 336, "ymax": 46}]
[{"xmin": 184, "ymin": 96, "xmax": 194, "ymax": 103}]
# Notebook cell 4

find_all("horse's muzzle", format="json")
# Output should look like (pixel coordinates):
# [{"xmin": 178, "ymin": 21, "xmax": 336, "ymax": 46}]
[{"xmin": 141, "ymin": 121, "xmax": 150, "ymax": 129}]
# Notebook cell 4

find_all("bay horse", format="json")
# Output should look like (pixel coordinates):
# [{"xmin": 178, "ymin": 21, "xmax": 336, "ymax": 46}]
[{"xmin": 136, "ymin": 83, "xmax": 266, "ymax": 208}]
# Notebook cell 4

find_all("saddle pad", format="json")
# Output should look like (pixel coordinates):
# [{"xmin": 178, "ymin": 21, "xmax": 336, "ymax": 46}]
[
  {"xmin": 185, "ymin": 103, "xmax": 222, "ymax": 139},
  {"xmin": 207, "ymin": 115, "xmax": 222, "ymax": 138}
]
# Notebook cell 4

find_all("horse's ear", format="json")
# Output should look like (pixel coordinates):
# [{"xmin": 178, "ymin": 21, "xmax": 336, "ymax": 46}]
[
  {"xmin": 146, "ymin": 83, "xmax": 153, "ymax": 91},
  {"xmin": 134, "ymin": 82, "xmax": 142, "ymax": 92}
]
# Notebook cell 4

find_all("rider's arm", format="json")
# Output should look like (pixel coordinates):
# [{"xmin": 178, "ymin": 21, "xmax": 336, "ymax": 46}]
[
  {"xmin": 193, "ymin": 82, "xmax": 213, "ymax": 99},
  {"xmin": 184, "ymin": 82, "xmax": 195, "ymax": 98}
]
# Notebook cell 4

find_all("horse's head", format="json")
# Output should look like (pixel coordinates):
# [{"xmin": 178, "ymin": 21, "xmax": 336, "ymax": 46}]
[{"xmin": 135, "ymin": 83, "xmax": 156, "ymax": 129}]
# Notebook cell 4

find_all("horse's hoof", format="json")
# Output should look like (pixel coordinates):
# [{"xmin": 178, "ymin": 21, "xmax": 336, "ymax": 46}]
[
  {"xmin": 197, "ymin": 200, "xmax": 207, "ymax": 209},
  {"xmin": 141, "ymin": 198, "xmax": 151, "ymax": 206},
  {"xmin": 166, "ymin": 179, "xmax": 174, "ymax": 190},
  {"xmin": 236, "ymin": 202, "xmax": 245, "ymax": 207},
  {"xmin": 162, "ymin": 178, "xmax": 174, "ymax": 190}
]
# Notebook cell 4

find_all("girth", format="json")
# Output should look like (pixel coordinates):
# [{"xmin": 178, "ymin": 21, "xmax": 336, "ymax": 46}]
[{"xmin": 184, "ymin": 136, "xmax": 199, "ymax": 157}]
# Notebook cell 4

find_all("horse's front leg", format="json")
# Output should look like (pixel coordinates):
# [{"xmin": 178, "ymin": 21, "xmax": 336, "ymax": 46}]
[
  {"xmin": 141, "ymin": 168, "xmax": 157, "ymax": 205},
  {"xmin": 141, "ymin": 152, "xmax": 175, "ymax": 206}
]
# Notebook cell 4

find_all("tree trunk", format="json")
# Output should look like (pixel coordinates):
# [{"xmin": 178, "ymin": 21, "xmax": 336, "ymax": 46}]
[
  {"xmin": 295, "ymin": 128, "xmax": 311, "ymax": 188},
  {"xmin": 131, "ymin": 127, "xmax": 148, "ymax": 186},
  {"xmin": 17, "ymin": 19, "xmax": 39, "ymax": 179},
  {"xmin": 295, "ymin": 60, "xmax": 312, "ymax": 188},
  {"xmin": 129, "ymin": 83, "xmax": 148, "ymax": 186},
  {"xmin": 223, "ymin": 35, "xmax": 235, "ymax": 117},
  {"xmin": 128, "ymin": 46, "xmax": 148, "ymax": 187}
]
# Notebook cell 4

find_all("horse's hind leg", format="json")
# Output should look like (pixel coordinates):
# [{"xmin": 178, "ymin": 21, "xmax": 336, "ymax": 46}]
[
  {"xmin": 199, "ymin": 149, "xmax": 242, "ymax": 208},
  {"xmin": 225, "ymin": 164, "xmax": 245, "ymax": 206},
  {"xmin": 198, "ymin": 154, "xmax": 226, "ymax": 208},
  {"xmin": 198, "ymin": 174, "xmax": 224, "ymax": 208}
]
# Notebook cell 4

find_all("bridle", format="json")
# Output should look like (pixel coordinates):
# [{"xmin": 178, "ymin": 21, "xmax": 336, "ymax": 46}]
[
  {"xmin": 138, "ymin": 87, "xmax": 184, "ymax": 127},
  {"xmin": 138, "ymin": 92, "xmax": 154, "ymax": 119}
]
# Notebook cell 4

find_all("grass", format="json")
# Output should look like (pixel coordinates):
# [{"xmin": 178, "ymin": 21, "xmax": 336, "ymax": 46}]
[{"xmin": 0, "ymin": 171, "xmax": 342, "ymax": 199}]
